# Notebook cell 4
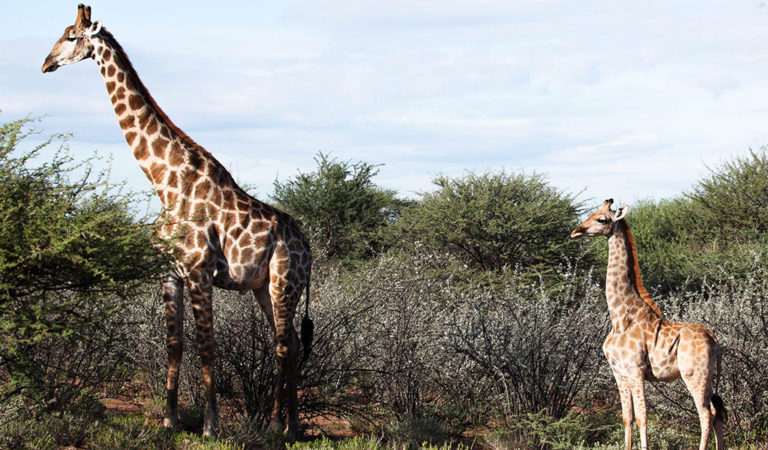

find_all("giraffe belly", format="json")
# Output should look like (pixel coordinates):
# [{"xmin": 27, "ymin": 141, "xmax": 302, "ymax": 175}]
[
  {"xmin": 646, "ymin": 350, "xmax": 680, "ymax": 382},
  {"xmin": 212, "ymin": 256, "xmax": 269, "ymax": 292},
  {"xmin": 646, "ymin": 322, "xmax": 685, "ymax": 382}
]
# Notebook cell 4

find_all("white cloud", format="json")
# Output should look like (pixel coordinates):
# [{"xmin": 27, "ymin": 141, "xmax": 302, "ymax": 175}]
[{"xmin": 4, "ymin": 0, "xmax": 768, "ymax": 209}]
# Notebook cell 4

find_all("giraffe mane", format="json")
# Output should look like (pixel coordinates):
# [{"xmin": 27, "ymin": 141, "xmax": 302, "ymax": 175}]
[
  {"xmin": 97, "ymin": 28, "xmax": 253, "ymax": 197},
  {"xmin": 98, "ymin": 28, "xmax": 215, "ymax": 161},
  {"xmin": 623, "ymin": 225, "xmax": 662, "ymax": 317}
]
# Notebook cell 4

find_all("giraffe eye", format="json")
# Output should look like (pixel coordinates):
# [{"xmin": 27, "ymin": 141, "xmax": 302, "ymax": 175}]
[
  {"xmin": 597, "ymin": 217, "xmax": 609, "ymax": 224},
  {"xmin": 67, "ymin": 35, "xmax": 77, "ymax": 41}
]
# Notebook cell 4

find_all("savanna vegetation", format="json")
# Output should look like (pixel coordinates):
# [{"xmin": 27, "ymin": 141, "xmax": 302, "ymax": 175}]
[{"xmin": 1, "ymin": 116, "xmax": 767, "ymax": 449}]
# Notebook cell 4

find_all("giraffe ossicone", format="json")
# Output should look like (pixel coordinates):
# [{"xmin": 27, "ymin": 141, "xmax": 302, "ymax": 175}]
[
  {"xmin": 572, "ymin": 199, "xmax": 726, "ymax": 450},
  {"xmin": 43, "ymin": 4, "xmax": 313, "ymax": 440}
]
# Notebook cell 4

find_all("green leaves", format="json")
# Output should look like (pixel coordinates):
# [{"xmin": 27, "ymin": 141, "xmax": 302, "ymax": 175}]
[
  {"xmin": 0, "ymin": 116, "xmax": 170, "ymax": 407},
  {"xmin": 274, "ymin": 161, "xmax": 593, "ymax": 285},
  {"xmin": 272, "ymin": 152, "xmax": 408, "ymax": 265},
  {"xmin": 393, "ymin": 171, "xmax": 592, "ymax": 281},
  {"xmin": 628, "ymin": 148, "xmax": 768, "ymax": 293},
  {"xmin": 689, "ymin": 149, "xmax": 768, "ymax": 237}
]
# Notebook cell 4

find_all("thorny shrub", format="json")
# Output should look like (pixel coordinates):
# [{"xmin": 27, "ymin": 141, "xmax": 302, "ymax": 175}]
[
  {"xmin": 118, "ymin": 251, "xmax": 768, "ymax": 447},
  {"xmin": 448, "ymin": 268, "xmax": 609, "ymax": 420}
]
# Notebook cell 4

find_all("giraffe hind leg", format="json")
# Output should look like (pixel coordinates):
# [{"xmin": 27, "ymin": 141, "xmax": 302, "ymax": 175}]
[
  {"xmin": 712, "ymin": 394, "xmax": 726, "ymax": 450},
  {"xmin": 692, "ymin": 385, "xmax": 714, "ymax": 450},
  {"xmin": 681, "ymin": 367, "xmax": 715, "ymax": 450},
  {"xmin": 255, "ymin": 285, "xmax": 285, "ymax": 433},
  {"xmin": 269, "ymin": 349, "xmax": 286, "ymax": 433},
  {"xmin": 679, "ymin": 333, "xmax": 721, "ymax": 450},
  {"xmin": 269, "ymin": 320, "xmax": 300, "ymax": 437},
  {"xmin": 267, "ymin": 285, "xmax": 302, "ymax": 440},
  {"xmin": 252, "ymin": 287, "xmax": 289, "ymax": 432},
  {"xmin": 283, "ymin": 326, "xmax": 300, "ymax": 440}
]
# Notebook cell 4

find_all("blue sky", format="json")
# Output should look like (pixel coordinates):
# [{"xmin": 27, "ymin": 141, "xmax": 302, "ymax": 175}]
[{"xmin": 3, "ymin": 1, "xmax": 768, "ymax": 208}]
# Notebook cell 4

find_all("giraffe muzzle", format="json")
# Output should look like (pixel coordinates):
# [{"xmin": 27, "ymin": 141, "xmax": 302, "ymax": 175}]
[
  {"xmin": 570, "ymin": 229, "xmax": 586, "ymax": 239},
  {"xmin": 42, "ymin": 57, "xmax": 59, "ymax": 73}
]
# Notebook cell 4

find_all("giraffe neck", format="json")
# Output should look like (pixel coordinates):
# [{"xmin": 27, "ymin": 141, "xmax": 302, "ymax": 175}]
[
  {"xmin": 605, "ymin": 221, "xmax": 662, "ymax": 330},
  {"xmin": 90, "ymin": 29, "xmax": 212, "ymax": 209}
]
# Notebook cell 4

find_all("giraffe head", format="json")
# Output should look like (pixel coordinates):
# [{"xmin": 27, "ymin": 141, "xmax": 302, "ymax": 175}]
[
  {"xmin": 42, "ymin": 4, "xmax": 103, "ymax": 73},
  {"xmin": 570, "ymin": 198, "xmax": 628, "ymax": 239}
]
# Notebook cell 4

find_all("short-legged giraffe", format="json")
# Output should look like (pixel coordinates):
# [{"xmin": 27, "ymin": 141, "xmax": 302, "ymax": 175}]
[
  {"xmin": 571, "ymin": 199, "xmax": 726, "ymax": 450},
  {"xmin": 42, "ymin": 5, "xmax": 313, "ymax": 439}
]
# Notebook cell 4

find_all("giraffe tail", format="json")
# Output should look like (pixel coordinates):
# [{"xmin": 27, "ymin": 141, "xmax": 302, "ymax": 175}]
[
  {"xmin": 300, "ymin": 280, "xmax": 314, "ymax": 361},
  {"xmin": 711, "ymin": 394, "xmax": 727, "ymax": 423},
  {"xmin": 711, "ymin": 346, "xmax": 727, "ymax": 423}
]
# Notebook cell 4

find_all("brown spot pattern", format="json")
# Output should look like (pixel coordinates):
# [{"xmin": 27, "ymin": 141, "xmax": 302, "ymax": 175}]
[
  {"xmin": 82, "ymin": 34, "xmax": 313, "ymax": 440},
  {"xmin": 133, "ymin": 137, "xmax": 149, "ymax": 159},
  {"xmin": 152, "ymin": 138, "xmax": 168, "ymax": 158}
]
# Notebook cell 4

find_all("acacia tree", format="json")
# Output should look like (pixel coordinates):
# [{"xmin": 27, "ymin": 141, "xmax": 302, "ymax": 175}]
[
  {"xmin": 629, "ymin": 148, "xmax": 768, "ymax": 292},
  {"xmin": 271, "ymin": 152, "xmax": 407, "ymax": 266},
  {"xmin": 0, "ymin": 117, "xmax": 168, "ymax": 411},
  {"xmin": 393, "ymin": 171, "xmax": 593, "ymax": 282}
]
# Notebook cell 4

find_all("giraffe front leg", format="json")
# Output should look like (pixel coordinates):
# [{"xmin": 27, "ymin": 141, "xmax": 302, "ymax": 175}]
[
  {"xmin": 613, "ymin": 373, "xmax": 634, "ymax": 450},
  {"xmin": 187, "ymin": 275, "xmax": 218, "ymax": 438},
  {"xmin": 162, "ymin": 271, "xmax": 184, "ymax": 429},
  {"xmin": 628, "ymin": 376, "xmax": 648, "ymax": 450}
]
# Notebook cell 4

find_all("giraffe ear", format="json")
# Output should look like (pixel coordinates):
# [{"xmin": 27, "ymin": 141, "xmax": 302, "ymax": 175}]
[
  {"xmin": 615, "ymin": 205, "xmax": 629, "ymax": 221},
  {"xmin": 88, "ymin": 20, "xmax": 103, "ymax": 36}
]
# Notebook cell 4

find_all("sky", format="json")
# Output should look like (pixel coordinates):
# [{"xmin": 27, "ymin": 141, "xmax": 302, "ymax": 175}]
[{"xmin": 3, "ymin": 1, "xmax": 768, "ymax": 210}]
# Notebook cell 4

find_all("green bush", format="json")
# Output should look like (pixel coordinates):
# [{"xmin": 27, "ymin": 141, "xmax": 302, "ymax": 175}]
[
  {"xmin": 482, "ymin": 410, "xmax": 618, "ymax": 450},
  {"xmin": 392, "ymin": 171, "xmax": 594, "ymax": 283},
  {"xmin": 382, "ymin": 417, "xmax": 451, "ymax": 449},
  {"xmin": 0, "ymin": 117, "xmax": 168, "ymax": 413},
  {"xmin": 287, "ymin": 435, "xmax": 465, "ymax": 450},
  {"xmin": 272, "ymin": 152, "xmax": 408, "ymax": 266},
  {"xmin": 0, "ymin": 407, "xmax": 94, "ymax": 449},
  {"xmin": 629, "ymin": 148, "xmax": 768, "ymax": 292},
  {"xmin": 690, "ymin": 148, "xmax": 768, "ymax": 237}
]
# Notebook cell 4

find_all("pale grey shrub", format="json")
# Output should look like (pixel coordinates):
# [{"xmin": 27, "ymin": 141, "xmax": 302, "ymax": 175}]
[
  {"xmin": 122, "ymin": 284, "xmax": 168, "ymax": 401},
  {"xmin": 305, "ymin": 253, "xmax": 468, "ymax": 423},
  {"xmin": 123, "ymin": 257, "xmax": 612, "ymax": 433},
  {"xmin": 120, "ymin": 252, "xmax": 768, "ymax": 445},
  {"xmin": 448, "ymin": 268, "xmax": 610, "ymax": 420},
  {"xmin": 213, "ymin": 289, "xmax": 277, "ymax": 424}
]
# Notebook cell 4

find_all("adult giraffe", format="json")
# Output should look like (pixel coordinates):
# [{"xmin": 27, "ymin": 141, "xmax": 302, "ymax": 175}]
[
  {"xmin": 42, "ymin": 4, "xmax": 313, "ymax": 439},
  {"xmin": 571, "ymin": 199, "xmax": 726, "ymax": 450}
]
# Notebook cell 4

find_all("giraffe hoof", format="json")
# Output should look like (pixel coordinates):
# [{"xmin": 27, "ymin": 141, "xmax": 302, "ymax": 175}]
[
  {"xmin": 202, "ymin": 410, "xmax": 218, "ymax": 438},
  {"xmin": 162, "ymin": 414, "xmax": 178, "ymax": 428}
]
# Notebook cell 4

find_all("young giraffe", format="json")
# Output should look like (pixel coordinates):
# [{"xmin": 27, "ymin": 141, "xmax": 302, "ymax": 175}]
[
  {"xmin": 571, "ymin": 199, "xmax": 726, "ymax": 450},
  {"xmin": 42, "ymin": 5, "xmax": 313, "ymax": 439}
]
